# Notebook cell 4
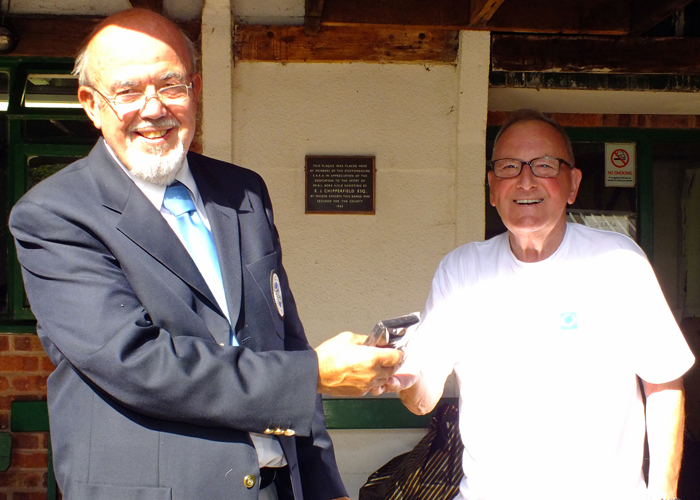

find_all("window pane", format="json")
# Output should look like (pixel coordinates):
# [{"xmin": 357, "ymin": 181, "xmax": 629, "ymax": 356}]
[
  {"xmin": 23, "ymin": 119, "xmax": 100, "ymax": 143},
  {"xmin": 0, "ymin": 115, "xmax": 6, "ymax": 313},
  {"xmin": 0, "ymin": 72, "xmax": 8, "ymax": 112},
  {"xmin": 27, "ymin": 156, "xmax": 81, "ymax": 190},
  {"xmin": 23, "ymin": 74, "xmax": 81, "ymax": 109}
]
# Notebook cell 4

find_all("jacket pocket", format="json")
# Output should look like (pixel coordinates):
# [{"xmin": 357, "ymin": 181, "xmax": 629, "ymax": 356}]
[{"xmin": 69, "ymin": 481, "xmax": 172, "ymax": 500}]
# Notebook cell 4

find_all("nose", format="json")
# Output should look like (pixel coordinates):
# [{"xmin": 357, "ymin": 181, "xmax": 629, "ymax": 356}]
[
  {"xmin": 139, "ymin": 91, "xmax": 168, "ymax": 119},
  {"xmin": 516, "ymin": 163, "xmax": 538, "ymax": 189}
]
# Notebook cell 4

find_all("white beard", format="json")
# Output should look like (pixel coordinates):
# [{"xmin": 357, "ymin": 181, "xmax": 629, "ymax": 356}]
[
  {"xmin": 125, "ymin": 140, "xmax": 186, "ymax": 186},
  {"xmin": 124, "ymin": 116, "xmax": 187, "ymax": 186}
]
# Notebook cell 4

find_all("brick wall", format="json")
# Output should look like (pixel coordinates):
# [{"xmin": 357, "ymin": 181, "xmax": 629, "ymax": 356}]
[{"xmin": 0, "ymin": 333, "xmax": 54, "ymax": 500}]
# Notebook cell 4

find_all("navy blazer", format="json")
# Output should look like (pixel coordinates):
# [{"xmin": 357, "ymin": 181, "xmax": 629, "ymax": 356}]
[{"xmin": 10, "ymin": 139, "xmax": 347, "ymax": 500}]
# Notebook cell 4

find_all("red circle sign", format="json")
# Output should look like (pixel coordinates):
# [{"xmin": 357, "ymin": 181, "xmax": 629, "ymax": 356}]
[{"xmin": 611, "ymin": 149, "xmax": 630, "ymax": 168}]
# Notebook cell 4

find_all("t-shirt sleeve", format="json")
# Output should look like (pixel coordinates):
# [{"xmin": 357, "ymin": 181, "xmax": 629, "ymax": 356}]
[{"xmin": 624, "ymin": 251, "xmax": 695, "ymax": 383}]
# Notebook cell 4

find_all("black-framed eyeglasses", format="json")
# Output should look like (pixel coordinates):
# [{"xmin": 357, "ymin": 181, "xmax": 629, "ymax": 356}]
[
  {"xmin": 490, "ymin": 156, "xmax": 572, "ymax": 178},
  {"xmin": 90, "ymin": 83, "xmax": 193, "ymax": 115}
]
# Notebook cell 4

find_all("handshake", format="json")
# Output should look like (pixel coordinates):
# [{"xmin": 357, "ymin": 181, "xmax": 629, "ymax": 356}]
[{"xmin": 314, "ymin": 313, "xmax": 421, "ymax": 397}]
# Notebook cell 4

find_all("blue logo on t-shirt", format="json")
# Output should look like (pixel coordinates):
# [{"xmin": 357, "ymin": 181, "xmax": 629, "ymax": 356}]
[{"xmin": 560, "ymin": 312, "xmax": 578, "ymax": 330}]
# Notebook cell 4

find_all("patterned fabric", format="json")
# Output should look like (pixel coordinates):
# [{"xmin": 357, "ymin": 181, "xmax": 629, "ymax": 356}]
[{"xmin": 360, "ymin": 403, "xmax": 464, "ymax": 500}]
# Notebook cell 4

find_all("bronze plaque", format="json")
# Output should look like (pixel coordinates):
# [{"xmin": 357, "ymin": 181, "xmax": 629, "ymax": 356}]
[{"xmin": 305, "ymin": 156, "xmax": 375, "ymax": 214}]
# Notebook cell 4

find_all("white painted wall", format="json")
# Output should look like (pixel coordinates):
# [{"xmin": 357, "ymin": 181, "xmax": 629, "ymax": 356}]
[{"xmin": 223, "ymin": 40, "xmax": 491, "ymax": 500}]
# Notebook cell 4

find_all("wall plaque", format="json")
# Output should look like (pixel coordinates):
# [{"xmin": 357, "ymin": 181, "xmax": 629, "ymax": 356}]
[{"xmin": 305, "ymin": 156, "xmax": 375, "ymax": 214}]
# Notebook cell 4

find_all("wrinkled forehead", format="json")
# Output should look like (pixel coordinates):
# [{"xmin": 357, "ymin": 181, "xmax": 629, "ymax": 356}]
[{"xmin": 86, "ymin": 24, "xmax": 191, "ymax": 87}]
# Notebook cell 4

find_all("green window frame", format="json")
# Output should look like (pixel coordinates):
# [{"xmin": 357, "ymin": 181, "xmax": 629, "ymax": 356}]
[{"xmin": 1, "ymin": 58, "xmax": 97, "ymax": 328}]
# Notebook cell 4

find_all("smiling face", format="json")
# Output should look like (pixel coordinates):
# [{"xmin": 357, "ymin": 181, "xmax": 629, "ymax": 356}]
[
  {"xmin": 77, "ymin": 11, "xmax": 201, "ymax": 185},
  {"xmin": 488, "ymin": 119, "xmax": 582, "ymax": 260}
]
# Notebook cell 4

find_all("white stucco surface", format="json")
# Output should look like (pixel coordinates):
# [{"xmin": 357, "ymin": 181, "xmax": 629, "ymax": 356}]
[
  {"xmin": 229, "ymin": 58, "xmax": 493, "ymax": 498},
  {"xmin": 201, "ymin": 0, "xmax": 234, "ymax": 162},
  {"xmin": 231, "ymin": 61, "xmax": 461, "ymax": 344}
]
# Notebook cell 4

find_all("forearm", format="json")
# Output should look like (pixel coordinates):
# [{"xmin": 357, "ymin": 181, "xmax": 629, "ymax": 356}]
[
  {"xmin": 398, "ymin": 368, "xmax": 444, "ymax": 415},
  {"xmin": 643, "ymin": 377, "xmax": 685, "ymax": 499}
]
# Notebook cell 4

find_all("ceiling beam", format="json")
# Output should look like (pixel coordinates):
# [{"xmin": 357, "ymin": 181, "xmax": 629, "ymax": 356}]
[
  {"xmin": 628, "ymin": 0, "xmax": 695, "ymax": 37},
  {"xmin": 128, "ymin": 0, "xmax": 165, "ymax": 14},
  {"xmin": 485, "ymin": 0, "xmax": 629, "ymax": 34},
  {"xmin": 235, "ymin": 25, "xmax": 459, "ymax": 63},
  {"xmin": 320, "ymin": 0, "xmax": 472, "ymax": 29},
  {"xmin": 0, "ymin": 16, "xmax": 201, "ymax": 58},
  {"xmin": 470, "ymin": 0, "xmax": 506, "ymax": 27},
  {"xmin": 492, "ymin": 34, "xmax": 700, "ymax": 74},
  {"xmin": 304, "ymin": 0, "xmax": 325, "ymax": 36}
]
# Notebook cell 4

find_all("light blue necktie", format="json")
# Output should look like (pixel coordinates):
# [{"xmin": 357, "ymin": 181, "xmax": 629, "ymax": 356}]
[{"xmin": 163, "ymin": 182, "xmax": 237, "ymax": 344}]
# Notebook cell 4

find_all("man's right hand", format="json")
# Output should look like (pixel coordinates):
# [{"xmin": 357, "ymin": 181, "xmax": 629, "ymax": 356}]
[{"xmin": 315, "ymin": 331, "xmax": 405, "ymax": 397}]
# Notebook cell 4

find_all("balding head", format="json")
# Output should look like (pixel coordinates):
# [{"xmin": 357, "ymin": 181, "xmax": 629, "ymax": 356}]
[
  {"xmin": 73, "ymin": 8, "xmax": 198, "ymax": 87},
  {"xmin": 74, "ymin": 7, "xmax": 202, "ymax": 185}
]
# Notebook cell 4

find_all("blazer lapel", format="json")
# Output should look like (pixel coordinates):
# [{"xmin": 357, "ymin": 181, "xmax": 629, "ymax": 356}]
[
  {"xmin": 89, "ymin": 141, "xmax": 220, "ymax": 318},
  {"xmin": 189, "ymin": 153, "xmax": 249, "ymax": 332}
]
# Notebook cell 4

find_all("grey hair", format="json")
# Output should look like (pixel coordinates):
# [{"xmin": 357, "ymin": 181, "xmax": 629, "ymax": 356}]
[
  {"xmin": 72, "ymin": 23, "xmax": 199, "ymax": 87},
  {"xmin": 492, "ymin": 109, "xmax": 575, "ymax": 168}
]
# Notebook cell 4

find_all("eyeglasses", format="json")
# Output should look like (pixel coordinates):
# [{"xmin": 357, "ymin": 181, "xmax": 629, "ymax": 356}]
[
  {"xmin": 490, "ymin": 157, "xmax": 572, "ymax": 178},
  {"xmin": 91, "ymin": 83, "xmax": 193, "ymax": 114}
]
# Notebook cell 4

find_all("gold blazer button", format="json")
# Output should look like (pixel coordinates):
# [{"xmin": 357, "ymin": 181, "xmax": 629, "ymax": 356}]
[{"xmin": 243, "ymin": 474, "xmax": 256, "ymax": 489}]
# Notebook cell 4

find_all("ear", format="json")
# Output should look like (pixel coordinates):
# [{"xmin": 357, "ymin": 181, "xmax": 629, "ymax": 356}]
[
  {"xmin": 78, "ymin": 86, "xmax": 102, "ymax": 130},
  {"xmin": 190, "ymin": 73, "xmax": 202, "ymax": 105},
  {"xmin": 487, "ymin": 170, "xmax": 496, "ymax": 207},
  {"xmin": 568, "ymin": 167, "xmax": 583, "ymax": 204}
]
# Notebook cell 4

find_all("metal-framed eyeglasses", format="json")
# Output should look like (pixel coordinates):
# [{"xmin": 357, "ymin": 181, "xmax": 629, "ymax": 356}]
[
  {"xmin": 90, "ymin": 83, "xmax": 194, "ymax": 115},
  {"xmin": 490, "ymin": 156, "xmax": 572, "ymax": 179}
]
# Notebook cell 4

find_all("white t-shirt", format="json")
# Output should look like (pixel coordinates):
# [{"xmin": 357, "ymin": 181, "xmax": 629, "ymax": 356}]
[{"xmin": 406, "ymin": 223, "xmax": 695, "ymax": 500}]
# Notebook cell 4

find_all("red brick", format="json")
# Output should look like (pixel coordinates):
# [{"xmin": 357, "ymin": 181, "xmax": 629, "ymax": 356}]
[
  {"xmin": 11, "ymin": 451, "xmax": 48, "ymax": 469},
  {"xmin": 0, "ymin": 356, "xmax": 40, "ymax": 372},
  {"xmin": 12, "ymin": 432, "xmax": 42, "ymax": 451},
  {"xmin": 12, "ymin": 336, "xmax": 44, "ymax": 353},
  {"xmin": 0, "ymin": 413, "xmax": 8, "ymax": 430},
  {"xmin": 0, "ymin": 396, "xmax": 13, "ymax": 410},
  {"xmin": 0, "ymin": 376, "xmax": 9, "ymax": 392},
  {"xmin": 40, "ymin": 357, "xmax": 56, "ymax": 373},
  {"xmin": 10, "ymin": 375, "xmax": 48, "ymax": 393},
  {"xmin": 0, "ymin": 492, "xmax": 8, "ymax": 500},
  {"xmin": 14, "ymin": 493, "xmax": 49, "ymax": 500},
  {"xmin": 0, "ymin": 471, "xmax": 42, "ymax": 488},
  {"xmin": 0, "ymin": 336, "xmax": 9, "ymax": 352}
]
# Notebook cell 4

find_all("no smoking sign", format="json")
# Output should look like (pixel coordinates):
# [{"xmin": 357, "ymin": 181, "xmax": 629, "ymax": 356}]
[{"xmin": 605, "ymin": 143, "xmax": 636, "ymax": 187}]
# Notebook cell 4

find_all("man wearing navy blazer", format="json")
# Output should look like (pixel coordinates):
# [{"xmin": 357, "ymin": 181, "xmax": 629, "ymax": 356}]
[{"xmin": 9, "ymin": 8, "xmax": 404, "ymax": 500}]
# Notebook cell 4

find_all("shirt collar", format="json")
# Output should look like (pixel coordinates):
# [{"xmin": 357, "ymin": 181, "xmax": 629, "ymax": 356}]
[{"xmin": 105, "ymin": 143, "xmax": 200, "ymax": 211}]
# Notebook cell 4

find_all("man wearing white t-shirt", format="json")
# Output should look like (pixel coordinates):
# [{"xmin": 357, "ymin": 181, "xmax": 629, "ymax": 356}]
[{"xmin": 378, "ymin": 110, "xmax": 695, "ymax": 500}]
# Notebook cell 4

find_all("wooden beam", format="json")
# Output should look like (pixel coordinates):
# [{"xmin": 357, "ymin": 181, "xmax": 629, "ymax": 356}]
[
  {"xmin": 304, "ymin": 0, "xmax": 325, "ymax": 36},
  {"xmin": 492, "ymin": 34, "xmax": 700, "ymax": 74},
  {"xmin": 3, "ymin": 16, "xmax": 102, "ymax": 58},
  {"xmin": 470, "ymin": 0, "xmax": 507, "ymax": 27},
  {"xmin": 486, "ymin": 0, "xmax": 630, "ymax": 35},
  {"xmin": 0, "ymin": 16, "xmax": 201, "ymax": 58},
  {"xmin": 318, "ymin": 0, "xmax": 629, "ymax": 34},
  {"xmin": 128, "ymin": 0, "xmax": 164, "ymax": 13},
  {"xmin": 235, "ymin": 25, "xmax": 459, "ymax": 63},
  {"xmin": 628, "ymin": 0, "xmax": 694, "ymax": 37},
  {"xmin": 320, "ymin": 0, "xmax": 472, "ymax": 29}
]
